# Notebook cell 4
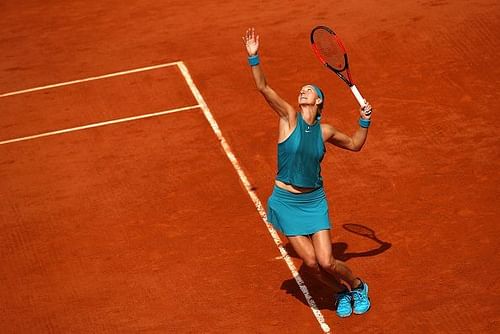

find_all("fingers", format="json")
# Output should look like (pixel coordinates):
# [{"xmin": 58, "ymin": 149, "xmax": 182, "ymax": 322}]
[
  {"xmin": 242, "ymin": 28, "xmax": 250, "ymax": 43},
  {"xmin": 243, "ymin": 27, "xmax": 258, "ymax": 43},
  {"xmin": 361, "ymin": 101, "xmax": 373, "ymax": 118},
  {"xmin": 249, "ymin": 27, "xmax": 255, "ymax": 41}
]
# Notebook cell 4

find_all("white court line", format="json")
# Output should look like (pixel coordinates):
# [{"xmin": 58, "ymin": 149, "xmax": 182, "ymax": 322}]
[
  {"xmin": 1, "ymin": 61, "xmax": 330, "ymax": 332},
  {"xmin": 177, "ymin": 62, "xmax": 331, "ymax": 334},
  {"xmin": 0, "ymin": 61, "xmax": 180, "ymax": 98},
  {"xmin": 0, "ymin": 105, "xmax": 199, "ymax": 145}
]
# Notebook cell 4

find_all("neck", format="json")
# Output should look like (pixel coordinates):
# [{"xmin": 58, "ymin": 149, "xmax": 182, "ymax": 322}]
[{"xmin": 300, "ymin": 106, "xmax": 318, "ymax": 124}]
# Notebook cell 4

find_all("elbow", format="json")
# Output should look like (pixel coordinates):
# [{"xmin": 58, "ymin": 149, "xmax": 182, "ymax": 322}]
[
  {"xmin": 350, "ymin": 138, "xmax": 367, "ymax": 152},
  {"xmin": 351, "ymin": 144, "xmax": 363, "ymax": 152},
  {"xmin": 257, "ymin": 84, "xmax": 269, "ymax": 93}
]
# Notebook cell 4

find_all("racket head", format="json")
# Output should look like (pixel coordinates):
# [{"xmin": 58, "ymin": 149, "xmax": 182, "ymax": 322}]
[{"xmin": 310, "ymin": 26, "xmax": 350, "ymax": 75}]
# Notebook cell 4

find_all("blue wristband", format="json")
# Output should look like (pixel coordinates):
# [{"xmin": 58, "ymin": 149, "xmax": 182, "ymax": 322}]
[
  {"xmin": 248, "ymin": 54, "xmax": 260, "ymax": 66},
  {"xmin": 359, "ymin": 118, "xmax": 371, "ymax": 128}
]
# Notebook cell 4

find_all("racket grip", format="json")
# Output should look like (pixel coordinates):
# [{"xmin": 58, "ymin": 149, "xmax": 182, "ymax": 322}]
[{"xmin": 350, "ymin": 85, "xmax": 366, "ymax": 107}]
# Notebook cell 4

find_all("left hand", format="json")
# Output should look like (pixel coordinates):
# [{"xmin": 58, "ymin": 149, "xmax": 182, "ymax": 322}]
[{"xmin": 360, "ymin": 101, "xmax": 372, "ymax": 119}]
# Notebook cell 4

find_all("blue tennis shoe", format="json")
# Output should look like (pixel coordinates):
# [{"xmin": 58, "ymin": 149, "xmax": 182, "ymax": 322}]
[
  {"xmin": 352, "ymin": 280, "xmax": 371, "ymax": 315},
  {"xmin": 335, "ymin": 290, "xmax": 353, "ymax": 317}
]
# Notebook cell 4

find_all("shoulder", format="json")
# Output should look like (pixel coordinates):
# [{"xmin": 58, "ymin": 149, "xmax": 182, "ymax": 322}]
[{"xmin": 321, "ymin": 123, "xmax": 336, "ymax": 140}]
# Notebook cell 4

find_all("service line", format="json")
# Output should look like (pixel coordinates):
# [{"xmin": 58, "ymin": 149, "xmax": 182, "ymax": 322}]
[
  {"xmin": 0, "ymin": 61, "xmax": 180, "ymax": 98},
  {"xmin": 0, "ymin": 105, "xmax": 199, "ymax": 145}
]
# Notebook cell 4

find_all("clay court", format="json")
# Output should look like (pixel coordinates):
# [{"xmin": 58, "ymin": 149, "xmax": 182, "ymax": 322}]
[{"xmin": 1, "ymin": 1, "xmax": 499, "ymax": 333}]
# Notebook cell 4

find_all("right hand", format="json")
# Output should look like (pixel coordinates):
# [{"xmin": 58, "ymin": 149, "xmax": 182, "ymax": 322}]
[
  {"xmin": 360, "ymin": 101, "xmax": 373, "ymax": 119},
  {"xmin": 242, "ymin": 27, "xmax": 259, "ymax": 56}
]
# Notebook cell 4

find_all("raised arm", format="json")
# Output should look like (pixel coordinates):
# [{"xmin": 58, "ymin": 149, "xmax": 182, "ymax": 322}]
[
  {"xmin": 323, "ymin": 102, "xmax": 373, "ymax": 152},
  {"xmin": 242, "ymin": 28, "xmax": 295, "ymax": 121}
]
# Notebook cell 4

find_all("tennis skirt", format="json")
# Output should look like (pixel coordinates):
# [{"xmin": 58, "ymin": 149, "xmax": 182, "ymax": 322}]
[{"xmin": 267, "ymin": 185, "xmax": 331, "ymax": 236}]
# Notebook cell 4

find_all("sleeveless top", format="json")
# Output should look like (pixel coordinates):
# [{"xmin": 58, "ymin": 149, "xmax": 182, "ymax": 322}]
[{"xmin": 276, "ymin": 113, "xmax": 326, "ymax": 188}]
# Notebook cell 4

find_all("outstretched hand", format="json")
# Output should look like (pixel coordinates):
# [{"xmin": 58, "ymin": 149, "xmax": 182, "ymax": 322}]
[{"xmin": 242, "ymin": 27, "xmax": 259, "ymax": 56}]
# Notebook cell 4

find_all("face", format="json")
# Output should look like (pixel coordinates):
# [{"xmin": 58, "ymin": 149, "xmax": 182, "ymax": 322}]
[{"xmin": 298, "ymin": 85, "xmax": 322, "ymax": 106}]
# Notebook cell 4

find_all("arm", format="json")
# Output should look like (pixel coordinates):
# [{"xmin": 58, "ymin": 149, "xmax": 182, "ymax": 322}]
[
  {"xmin": 324, "ymin": 102, "xmax": 373, "ymax": 152},
  {"xmin": 243, "ymin": 28, "xmax": 295, "ymax": 121}
]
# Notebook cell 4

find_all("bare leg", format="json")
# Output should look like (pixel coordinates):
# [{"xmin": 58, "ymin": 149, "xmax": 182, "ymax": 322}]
[
  {"xmin": 287, "ymin": 235, "xmax": 346, "ymax": 292},
  {"xmin": 312, "ymin": 230, "xmax": 362, "ymax": 290}
]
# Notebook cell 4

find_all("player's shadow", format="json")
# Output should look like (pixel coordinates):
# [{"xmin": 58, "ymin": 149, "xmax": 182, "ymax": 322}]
[{"xmin": 279, "ymin": 223, "xmax": 391, "ymax": 310}]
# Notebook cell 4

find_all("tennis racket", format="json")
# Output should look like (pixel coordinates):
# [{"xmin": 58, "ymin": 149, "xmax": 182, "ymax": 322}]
[{"xmin": 310, "ymin": 25, "xmax": 369, "ymax": 114}]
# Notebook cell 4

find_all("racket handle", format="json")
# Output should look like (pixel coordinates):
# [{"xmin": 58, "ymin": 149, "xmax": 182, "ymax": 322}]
[{"xmin": 350, "ymin": 85, "xmax": 366, "ymax": 107}]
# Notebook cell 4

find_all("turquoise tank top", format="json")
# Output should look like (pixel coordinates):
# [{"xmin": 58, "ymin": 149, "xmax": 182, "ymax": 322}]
[{"xmin": 276, "ymin": 113, "xmax": 326, "ymax": 188}]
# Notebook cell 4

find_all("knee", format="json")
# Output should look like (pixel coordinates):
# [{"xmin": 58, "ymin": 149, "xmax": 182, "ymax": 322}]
[
  {"xmin": 318, "ymin": 256, "xmax": 336, "ymax": 271},
  {"xmin": 302, "ymin": 256, "xmax": 320, "ymax": 272}
]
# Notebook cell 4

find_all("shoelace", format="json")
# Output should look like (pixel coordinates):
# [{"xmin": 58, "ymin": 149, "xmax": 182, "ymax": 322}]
[
  {"xmin": 337, "ymin": 291, "xmax": 352, "ymax": 305},
  {"xmin": 351, "ymin": 289, "xmax": 366, "ymax": 301}
]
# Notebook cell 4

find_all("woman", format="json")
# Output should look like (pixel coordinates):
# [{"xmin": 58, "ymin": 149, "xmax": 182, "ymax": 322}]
[{"xmin": 242, "ymin": 28, "xmax": 372, "ymax": 318}]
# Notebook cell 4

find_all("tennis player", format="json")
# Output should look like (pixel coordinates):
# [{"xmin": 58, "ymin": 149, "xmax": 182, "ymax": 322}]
[{"xmin": 242, "ymin": 28, "xmax": 372, "ymax": 317}]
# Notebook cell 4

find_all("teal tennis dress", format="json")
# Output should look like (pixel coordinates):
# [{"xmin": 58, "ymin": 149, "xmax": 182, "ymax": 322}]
[{"xmin": 267, "ymin": 113, "xmax": 331, "ymax": 236}]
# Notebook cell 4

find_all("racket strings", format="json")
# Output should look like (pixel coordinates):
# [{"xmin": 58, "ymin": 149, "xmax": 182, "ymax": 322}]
[{"xmin": 313, "ymin": 29, "xmax": 346, "ymax": 71}]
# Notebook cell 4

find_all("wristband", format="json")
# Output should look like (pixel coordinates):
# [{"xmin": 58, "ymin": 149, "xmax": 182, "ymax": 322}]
[
  {"xmin": 358, "ymin": 118, "xmax": 371, "ymax": 128},
  {"xmin": 248, "ymin": 54, "xmax": 260, "ymax": 66}
]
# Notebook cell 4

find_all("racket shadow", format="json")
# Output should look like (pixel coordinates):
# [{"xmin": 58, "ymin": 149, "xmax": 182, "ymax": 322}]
[
  {"xmin": 279, "ymin": 224, "xmax": 391, "ymax": 310},
  {"xmin": 283, "ymin": 224, "xmax": 392, "ymax": 262}
]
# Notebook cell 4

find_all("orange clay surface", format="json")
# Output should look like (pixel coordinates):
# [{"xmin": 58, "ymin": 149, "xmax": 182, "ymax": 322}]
[{"xmin": 1, "ymin": 1, "xmax": 499, "ymax": 333}]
